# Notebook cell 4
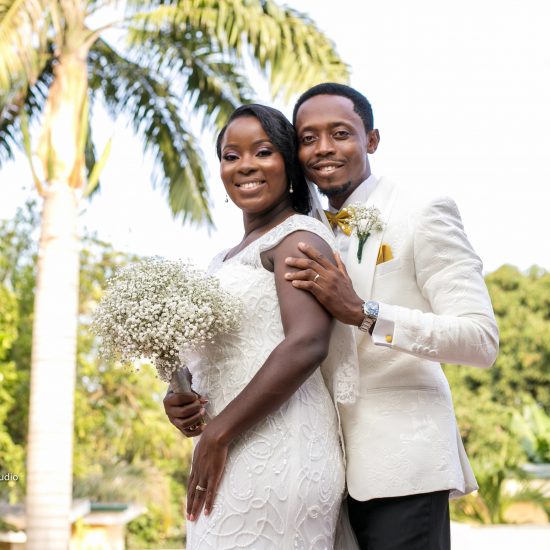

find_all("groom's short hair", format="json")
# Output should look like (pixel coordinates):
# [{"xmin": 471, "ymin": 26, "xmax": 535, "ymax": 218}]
[{"xmin": 292, "ymin": 83, "xmax": 374, "ymax": 135}]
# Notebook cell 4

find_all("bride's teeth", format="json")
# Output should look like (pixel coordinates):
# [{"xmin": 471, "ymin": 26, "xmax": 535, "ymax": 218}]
[{"xmin": 240, "ymin": 181, "xmax": 262, "ymax": 189}]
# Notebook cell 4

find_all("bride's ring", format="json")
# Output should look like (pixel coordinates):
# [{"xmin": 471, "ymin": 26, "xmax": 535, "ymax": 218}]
[
  {"xmin": 313, "ymin": 273, "xmax": 320, "ymax": 283},
  {"xmin": 196, "ymin": 485, "xmax": 207, "ymax": 492},
  {"xmin": 187, "ymin": 424, "xmax": 199, "ymax": 432}
]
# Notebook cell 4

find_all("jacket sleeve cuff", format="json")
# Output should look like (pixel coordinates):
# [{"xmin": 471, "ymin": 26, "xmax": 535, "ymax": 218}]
[{"xmin": 371, "ymin": 302, "xmax": 396, "ymax": 347}]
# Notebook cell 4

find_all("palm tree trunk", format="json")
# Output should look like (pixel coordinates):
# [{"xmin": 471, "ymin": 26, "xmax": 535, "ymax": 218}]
[
  {"xmin": 26, "ymin": 182, "xmax": 80, "ymax": 548},
  {"xmin": 25, "ymin": 51, "xmax": 87, "ymax": 549}
]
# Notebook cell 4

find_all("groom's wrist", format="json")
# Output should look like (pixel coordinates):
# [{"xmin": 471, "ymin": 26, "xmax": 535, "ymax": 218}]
[
  {"xmin": 351, "ymin": 302, "xmax": 365, "ymax": 327},
  {"xmin": 358, "ymin": 300, "xmax": 379, "ymax": 334}
]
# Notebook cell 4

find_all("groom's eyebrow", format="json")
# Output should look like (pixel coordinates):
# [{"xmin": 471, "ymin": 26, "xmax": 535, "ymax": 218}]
[{"xmin": 298, "ymin": 121, "xmax": 351, "ymax": 132}]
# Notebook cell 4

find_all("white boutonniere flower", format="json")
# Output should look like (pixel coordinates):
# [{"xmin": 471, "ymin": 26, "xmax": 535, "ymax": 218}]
[{"xmin": 343, "ymin": 203, "xmax": 385, "ymax": 263}]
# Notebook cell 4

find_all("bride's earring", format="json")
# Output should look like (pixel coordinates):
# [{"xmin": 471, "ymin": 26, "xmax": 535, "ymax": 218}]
[
  {"xmin": 289, "ymin": 181, "xmax": 294, "ymax": 194},
  {"xmin": 225, "ymin": 194, "xmax": 229, "ymax": 203}
]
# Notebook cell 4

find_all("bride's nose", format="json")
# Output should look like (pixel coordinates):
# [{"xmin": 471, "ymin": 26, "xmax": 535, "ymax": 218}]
[{"xmin": 237, "ymin": 154, "xmax": 259, "ymax": 175}]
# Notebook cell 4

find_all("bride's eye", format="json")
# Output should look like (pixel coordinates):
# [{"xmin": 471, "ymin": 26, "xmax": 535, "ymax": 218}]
[
  {"xmin": 257, "ymin": 149, "xmax": 273, "ymax": 157},
  {"xmin": 223, "ymin": 152, "xmax": 239, "ymax": 161}
]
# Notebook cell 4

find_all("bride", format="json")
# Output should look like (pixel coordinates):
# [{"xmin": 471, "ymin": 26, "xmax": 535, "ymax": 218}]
[{"xmin": 170, "ymin": 104, "xmax": 357, "ymax": 549}]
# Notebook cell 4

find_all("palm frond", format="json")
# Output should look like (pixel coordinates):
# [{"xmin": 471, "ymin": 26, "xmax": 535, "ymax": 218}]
[
  {"xmin": 84, "ymin": 100, "xmax": 100, "ymax": 196},
  {"xmin": 127, "ymin": 0, "xmax": 349, "ymax": 101},
  {"xmin": 0, "ymin": 50, "xmax": 53, "ymax": 166},
  {"xmin": 88, "ymin": 38, "xmax": 212, "ymax": 225},
  {"xmin": 127, "ymin": 25, "xmax": 254, "ymax": 129},
  {"xmin": 0, "ymin": 0, "xmax": 51, "ymax": 91}
]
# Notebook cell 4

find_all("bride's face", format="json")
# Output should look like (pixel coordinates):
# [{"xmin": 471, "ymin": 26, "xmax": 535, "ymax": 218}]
[{"xmin": 219, "ymin": 116, "xmax": 290, "ymax": 214}]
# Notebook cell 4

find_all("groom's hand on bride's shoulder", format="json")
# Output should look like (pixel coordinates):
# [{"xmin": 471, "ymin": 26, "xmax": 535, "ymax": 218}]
[
  {"xmin": 284, "ymin": 242, "xmax": 364, "ymax": 327},
  {"xmin": 163, "ymin": 390, "xmax": 208, "ymax": 437}
]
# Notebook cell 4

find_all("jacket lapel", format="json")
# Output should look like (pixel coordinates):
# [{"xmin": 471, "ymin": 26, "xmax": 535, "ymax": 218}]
[{"xmin": 345, "ymin": 178, "xmax": 398, "ymax": 301}]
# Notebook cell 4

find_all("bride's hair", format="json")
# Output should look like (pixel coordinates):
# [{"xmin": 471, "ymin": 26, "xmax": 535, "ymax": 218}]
[{"xmin": 216, "ymin": 104, "xmax": 311, "ymax": 214}]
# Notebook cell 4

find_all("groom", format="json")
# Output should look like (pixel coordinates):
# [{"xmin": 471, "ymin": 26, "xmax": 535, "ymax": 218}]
[
  {"xmin": 282, "ymin": 83, "xmax": 498, "ymax": 549},
  {"xmin": 164, "ymin": 84, "xmax": 499, "ymax": 549}
]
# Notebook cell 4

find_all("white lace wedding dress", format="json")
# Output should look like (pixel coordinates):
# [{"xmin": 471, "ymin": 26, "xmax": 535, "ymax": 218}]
[{"xmin": 185, "ymin": 215, "xmax": 359, "ymax": 550}]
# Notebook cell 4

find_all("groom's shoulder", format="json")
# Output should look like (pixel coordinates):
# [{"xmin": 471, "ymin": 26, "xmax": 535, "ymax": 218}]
[{"xmin": 379, "ymin": 177, "xmax": 459, "ymax": 218}]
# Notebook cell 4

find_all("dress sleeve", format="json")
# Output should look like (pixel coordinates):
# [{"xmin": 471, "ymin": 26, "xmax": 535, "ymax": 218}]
[{"xmin": 256, "ymin": 215, "xmax": 336, "ymax": 257}]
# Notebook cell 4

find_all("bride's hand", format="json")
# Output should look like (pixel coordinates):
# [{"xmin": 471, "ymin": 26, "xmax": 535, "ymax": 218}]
[
  {"xmin": 187, "ymin": 425, "xmax": 229, "ymax": 521},
  {"xmin": 163, "ymin": 390, "xmax": 208, "ymax": 437}
]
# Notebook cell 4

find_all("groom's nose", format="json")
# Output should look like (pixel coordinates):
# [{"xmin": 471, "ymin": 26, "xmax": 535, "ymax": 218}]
[{"xmin": 316, "ymin": 133, "xmax": 336, "ymax": 156}]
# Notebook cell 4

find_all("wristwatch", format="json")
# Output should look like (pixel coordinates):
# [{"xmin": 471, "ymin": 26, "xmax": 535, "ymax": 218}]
[{"xmin": 358, "ymin": 300, "xmax": 379, "ymax": 333}]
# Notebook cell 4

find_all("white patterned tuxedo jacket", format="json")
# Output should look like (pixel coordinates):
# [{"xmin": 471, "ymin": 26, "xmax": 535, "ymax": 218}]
[{"xmin": 338, "ymin": 177, "xmax": 499, "ymax": 502}]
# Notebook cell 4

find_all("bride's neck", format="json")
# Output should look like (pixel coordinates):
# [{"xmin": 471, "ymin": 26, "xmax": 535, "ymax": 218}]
[{"xmin": 242, "ymin": 201, "xmax": 295, "ymax": 239}]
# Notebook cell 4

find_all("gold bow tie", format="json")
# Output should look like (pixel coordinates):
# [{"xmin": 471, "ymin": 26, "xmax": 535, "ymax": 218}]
[{"xmin": 324, "ymin": 210, "xmax": 353, "ymax": 236}]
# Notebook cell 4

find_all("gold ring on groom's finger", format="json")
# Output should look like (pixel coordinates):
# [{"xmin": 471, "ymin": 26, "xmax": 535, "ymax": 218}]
[
  {"xmin": 196, "ymin": 485, "xmax": 207, "ymax": 492},
  {"xmin": 313, "ymin": 273, "xmax": 320, "ymax": 283}
]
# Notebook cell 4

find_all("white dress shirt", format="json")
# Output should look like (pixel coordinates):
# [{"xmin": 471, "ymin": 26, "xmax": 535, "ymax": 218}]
[{"xmin": 328, "ymin": 174, "xmax": 396, "ymax": 347}]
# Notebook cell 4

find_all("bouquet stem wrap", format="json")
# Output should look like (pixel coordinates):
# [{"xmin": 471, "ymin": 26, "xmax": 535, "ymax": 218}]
[{"xmin": 169, "ymin": 366, "xmax": 192, "ymax": 394}]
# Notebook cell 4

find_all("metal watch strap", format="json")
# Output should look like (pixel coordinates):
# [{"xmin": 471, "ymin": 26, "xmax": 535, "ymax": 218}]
[{"xmin": 358, "ymin": 300, "xmax": 379, "ymax": 333}]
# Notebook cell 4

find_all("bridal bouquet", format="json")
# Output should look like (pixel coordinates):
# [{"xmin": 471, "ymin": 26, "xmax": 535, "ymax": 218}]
[{"xmin": 92, "ymin": 257, "xmax": 241, "ymax": 391}]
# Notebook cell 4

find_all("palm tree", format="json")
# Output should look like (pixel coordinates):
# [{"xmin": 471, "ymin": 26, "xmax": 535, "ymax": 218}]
[{"xmin": 0, "ymin": 1, "xmax": 348, "ymax": 547}]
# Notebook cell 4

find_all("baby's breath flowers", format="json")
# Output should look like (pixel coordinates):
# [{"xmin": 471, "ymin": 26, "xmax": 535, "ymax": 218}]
[
  {"xmin": 92, "ymin": 258, "xmax": 241, "ymax": 388},
  {"xmin": 343, "ymin": 203, "xmax": 385, "ymax": 262}
]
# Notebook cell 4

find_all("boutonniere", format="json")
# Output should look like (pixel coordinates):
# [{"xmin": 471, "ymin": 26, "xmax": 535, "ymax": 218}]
[{"xmin": 343, "ymin": 203, "xmax": 385, "ymax": 263}]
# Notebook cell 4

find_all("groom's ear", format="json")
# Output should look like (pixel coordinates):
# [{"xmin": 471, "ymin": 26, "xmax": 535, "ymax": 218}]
[{"xmin": 367, "ymin": 129, "xmax": 380, "ymax": 154}]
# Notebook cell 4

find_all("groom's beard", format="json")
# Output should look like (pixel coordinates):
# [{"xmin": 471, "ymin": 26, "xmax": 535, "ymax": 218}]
[{"xmin": 317, "ymin": 180, "xmax": 353, "ymax": 199}]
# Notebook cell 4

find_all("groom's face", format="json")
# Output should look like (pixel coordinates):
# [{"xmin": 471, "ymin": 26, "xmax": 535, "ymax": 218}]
[{"xmin": 295, "ymin": 94, "xmax": 378, "ymax": 206}]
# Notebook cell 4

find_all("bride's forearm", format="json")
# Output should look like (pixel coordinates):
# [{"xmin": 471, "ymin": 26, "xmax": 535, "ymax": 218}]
[{"xmin": 205, "ymin": 334, "xmax": 329, "ymax": 445}]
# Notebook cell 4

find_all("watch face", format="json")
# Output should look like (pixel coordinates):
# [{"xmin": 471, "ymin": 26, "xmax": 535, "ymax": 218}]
[{"xmin": 365, "ymin": 301, "xmax": 379, "ymax": 317}]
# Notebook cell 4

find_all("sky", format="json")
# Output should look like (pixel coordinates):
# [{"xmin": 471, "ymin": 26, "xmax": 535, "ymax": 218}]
[{"xmin": 1, "ymin": 0, "xmax": 549, "ymax": 272}]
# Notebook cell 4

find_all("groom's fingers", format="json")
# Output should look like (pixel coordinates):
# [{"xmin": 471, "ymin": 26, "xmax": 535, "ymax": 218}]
[
  {"xmin": 285, "ymin": 243, "xmax": 338, "ymax": 282},
  {"xmin": 284, "ymin": 267, "xmax": 318, "ymax": 282},
  {"xmin": 297, "ymin": 242, "xmax": 334, "ymax": 268},
  {"xmin": 284, "ymin": 256, "xmax": 321, "ymax": 273}
]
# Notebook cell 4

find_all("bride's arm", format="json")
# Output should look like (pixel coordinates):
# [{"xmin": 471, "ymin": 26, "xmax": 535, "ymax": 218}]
[{"xmin": 187, "ymin": 230, "xmax": 336, "ymax": 521}]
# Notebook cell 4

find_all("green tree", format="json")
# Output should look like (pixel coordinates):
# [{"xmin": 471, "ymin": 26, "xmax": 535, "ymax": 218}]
[
  {"xmin": 0, "ymin": 203, "xmax": 37, "ymax": 504},
  {"xmin": 0, "ymin": 2, "xmax": 348, "ymax": 545},
  {"xmin": 1, "ymin": 206, "xmax": 193, "ymax": 545},
  {"xmin": 0, "ymin": 282, "xmax": 23, "ymax": 504},
  {"xmin": 445, "ymin": 265, "xmax": 550, "ymax": 523}
]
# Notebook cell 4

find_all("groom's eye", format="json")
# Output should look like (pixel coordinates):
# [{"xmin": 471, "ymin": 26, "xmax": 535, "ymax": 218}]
[
  {"xmin": 334, "ymin": 130, "xmax": 350, "ymax": 139},
  {"xmin": 301, "ymin": 134, "xmax": 316, "ymax": 144}
]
